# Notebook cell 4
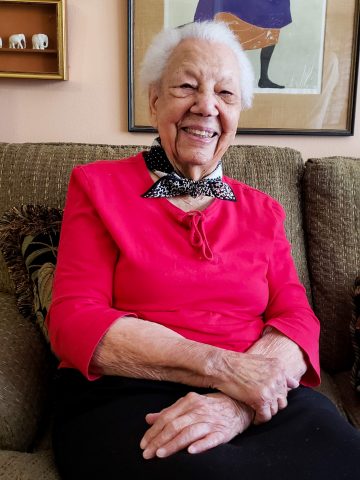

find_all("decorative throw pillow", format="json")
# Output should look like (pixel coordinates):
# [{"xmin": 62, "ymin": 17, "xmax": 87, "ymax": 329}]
[
  {"xmin": 350, "ymin": 276, "xmax": 360, "ymax": 393},
  {"xmin": 0, "ymin": 205, "xmax": 63, "ymax": 341}
]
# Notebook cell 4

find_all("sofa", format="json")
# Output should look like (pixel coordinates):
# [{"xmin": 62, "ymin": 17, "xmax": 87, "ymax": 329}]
[{"xmin": 0, "ymin": 142, "xmax": 358, "ymax": 479}]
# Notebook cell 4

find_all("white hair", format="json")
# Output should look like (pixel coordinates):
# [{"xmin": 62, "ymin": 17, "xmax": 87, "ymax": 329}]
[{"xmin": 139, "ymin": 21, "xmax": 254, "ymax": 110}]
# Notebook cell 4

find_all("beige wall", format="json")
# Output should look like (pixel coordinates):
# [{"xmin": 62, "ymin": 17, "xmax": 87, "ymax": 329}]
[{"xmin": 0, "ymin": 0, "xmax": 359, "ymax": 161}]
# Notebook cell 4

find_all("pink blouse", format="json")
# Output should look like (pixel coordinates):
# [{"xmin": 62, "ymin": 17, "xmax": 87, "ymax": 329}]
[{"xmin": 47, "ymin": 153, "xmax": 320, "ymax": 385}]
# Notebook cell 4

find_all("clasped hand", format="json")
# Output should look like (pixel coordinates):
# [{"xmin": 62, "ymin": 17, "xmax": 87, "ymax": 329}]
[
  {"xmin": 140, "ymin": 391, "xmax": 252, "ymax": 459},
  {"xmin": 214, "ymin": 350, "xmax": 299, "ymax": 424},
  {"xmin": 140, "ymin": 351, "xmax": 298, "ymax": 459}
]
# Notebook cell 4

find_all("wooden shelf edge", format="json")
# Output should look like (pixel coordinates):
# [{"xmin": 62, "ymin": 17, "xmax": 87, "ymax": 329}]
[
  {"xmin": 0, "ymin": 71, "xmax": 65, "ymax": 80},
  {"xmin": 0, "ymin": 48, "xmax": 57, "ymax": 54}
]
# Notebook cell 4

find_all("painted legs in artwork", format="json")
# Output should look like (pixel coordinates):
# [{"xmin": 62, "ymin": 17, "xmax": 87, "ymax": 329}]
[{"xmin": 258, "ymin": 45, "xmax": 285, "ymax": 89}]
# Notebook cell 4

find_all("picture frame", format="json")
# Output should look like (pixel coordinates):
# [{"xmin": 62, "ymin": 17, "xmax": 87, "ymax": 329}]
[
  {"xmin": 0, "ymin": 0, "xmax": 67, "ymax": 80},
  {"xmin": 128, "ymin": 0, "xmax": 360, "ymax": 135}
]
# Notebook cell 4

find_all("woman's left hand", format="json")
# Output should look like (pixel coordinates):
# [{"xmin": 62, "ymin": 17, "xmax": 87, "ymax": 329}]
[{"xmin": 140, "ymin": 391, "xmax": 253, "ymax": 459}]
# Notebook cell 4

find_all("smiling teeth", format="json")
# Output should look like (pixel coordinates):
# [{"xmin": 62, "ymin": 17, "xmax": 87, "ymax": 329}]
[{"xmin": 186, "ymin": 128, "xmax": 214, "ymax": 138}]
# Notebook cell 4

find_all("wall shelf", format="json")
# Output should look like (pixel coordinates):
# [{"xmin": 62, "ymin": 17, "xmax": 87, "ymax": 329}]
[{"xmin": 0, "ymin": 0, "xmax": 67, "ymax": 80}]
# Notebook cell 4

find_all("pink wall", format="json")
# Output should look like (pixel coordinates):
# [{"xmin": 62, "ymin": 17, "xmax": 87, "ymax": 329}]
[{"xmin": 0, "ymin": 0, "xmax": 359, "ymax": 161}]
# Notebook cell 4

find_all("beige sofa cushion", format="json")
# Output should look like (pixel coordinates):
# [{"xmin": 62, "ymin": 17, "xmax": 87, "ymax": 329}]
[
  {"xmin": 303, "ymin": 157, "xmax": 360, "ymax": 373},
  {"xmin": 0, "ymin": 292, "xmax": 55, "ymax": 451},
  {"xmin": 0, "ymin": 450, "xmax": 60, "ymax": 480},
  {"xmin": 350, "ymin": 276, "xmax": 360, "ymax": 392}
]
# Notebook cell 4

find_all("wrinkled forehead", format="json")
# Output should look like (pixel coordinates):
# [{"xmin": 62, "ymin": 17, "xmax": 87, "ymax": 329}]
[{"xmin": 162, "ymin": 38, "xmax": 240, "ymax": 82}]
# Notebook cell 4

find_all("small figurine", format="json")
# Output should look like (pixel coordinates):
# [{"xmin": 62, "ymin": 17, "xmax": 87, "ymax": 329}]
[
  {"xmin": 0, "ymin": 38, "xmax": 2, "ymax": 48},
  {"xmin": 9, "ymin": 33, "xmax": 26, "ymax": 49},
  {"xmin": 32, "ymin": 34, "xmax": 48, "ymax": 50}
]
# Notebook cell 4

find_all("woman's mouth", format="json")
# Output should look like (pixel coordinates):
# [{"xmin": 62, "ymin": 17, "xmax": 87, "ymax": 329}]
[{"xmin": 183, "ymin": 127, "xmax": 217, "ymax": 139}]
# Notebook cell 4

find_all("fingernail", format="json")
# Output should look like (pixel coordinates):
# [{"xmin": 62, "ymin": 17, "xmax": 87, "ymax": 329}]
[
  {"xmin": 156, "ymin": 448, "xmax": 166, "ymax": 458},
  {"xmin": 140, "ymin": 439, "xmax": 147, "ymax": 449},
  {"xmin": 143, "ymin": 449, "xmax": 152, "ymax": 459}
]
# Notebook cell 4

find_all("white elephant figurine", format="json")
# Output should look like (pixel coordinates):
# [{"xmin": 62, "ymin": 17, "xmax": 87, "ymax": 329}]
[
  {"xmin": 9, "ymin": 33, "xmax": 26, "ymax": 49},
  {"xmin": 32, "ymin": 33, "xmax": 48, "ymax": 50}
]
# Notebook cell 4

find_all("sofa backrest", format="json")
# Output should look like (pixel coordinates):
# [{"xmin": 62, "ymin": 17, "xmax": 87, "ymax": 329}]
[
  {"xmin": 0, "ymin": 142, "xmax": 310, "ymax": 300},
  {"xmin": 303, "ymin": 157, "xmax": 360, "ymax": 373},
  {"xmin": 222, "ymin": 145, "xmax": 309, "ymax": 293}
]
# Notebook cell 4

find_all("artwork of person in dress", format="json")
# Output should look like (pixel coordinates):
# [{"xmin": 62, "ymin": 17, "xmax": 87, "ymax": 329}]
[{"xmin": 194, "ymin": 0, "xmax": 292, "ymax": 89}]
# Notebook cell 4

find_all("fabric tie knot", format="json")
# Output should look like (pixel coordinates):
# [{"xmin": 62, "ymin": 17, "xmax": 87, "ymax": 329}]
[
  {"xmin": 141, "ymin": 138, "xmax": 236, "ymax": 201},
  {"xmin": 185, "ymin": 211, "xmax": 213, "ymax": 260}
]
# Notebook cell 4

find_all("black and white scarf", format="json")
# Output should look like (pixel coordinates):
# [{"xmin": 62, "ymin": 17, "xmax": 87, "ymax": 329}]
[{"xmin": 141, "ymin": 138, "xmax": 236, "ymax": 201}]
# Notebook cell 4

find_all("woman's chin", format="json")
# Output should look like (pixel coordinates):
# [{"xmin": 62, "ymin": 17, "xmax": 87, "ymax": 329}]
[
  {"xmin": 175, "ymin": 137, "xmax": 219, "ymax": 167},
  {"xmin": 177, "ymin": 147, "xmax": 218, "ymax": 167}
]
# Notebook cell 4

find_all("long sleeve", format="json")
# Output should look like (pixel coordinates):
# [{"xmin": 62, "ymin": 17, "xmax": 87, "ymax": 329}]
[
  {"xmin": 47, "ymin": 166, "xmax": 136, "ymax": 380},
  {"xmin": 263, "ymin": 201, "xmax": 320, "ymax": 386}
]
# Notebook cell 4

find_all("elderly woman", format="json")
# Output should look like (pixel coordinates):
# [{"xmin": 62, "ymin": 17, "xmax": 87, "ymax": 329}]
[{"xmin": 49, "ymin": 21, "xmax": 360, "ymax": 480}]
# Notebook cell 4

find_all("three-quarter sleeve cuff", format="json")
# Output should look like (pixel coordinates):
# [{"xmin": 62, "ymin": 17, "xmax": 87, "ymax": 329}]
[
  {"xmin": 262, "ymin": 319, "xmax": 321, "ymax": 387},
  {"xmin": 48, "ymin": 302, "xmax": 138, "ymax": 380}
]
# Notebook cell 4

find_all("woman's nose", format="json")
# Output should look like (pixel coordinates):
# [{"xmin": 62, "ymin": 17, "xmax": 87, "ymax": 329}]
[{"xmin": 190, "ymin": 91, "xmax": 219, "ymax": 116}]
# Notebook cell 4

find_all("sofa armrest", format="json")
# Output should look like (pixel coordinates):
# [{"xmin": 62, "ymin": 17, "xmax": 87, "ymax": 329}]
[{"xmin": 0, "ymin": 292, "xmax": 55, "ymax": 451}]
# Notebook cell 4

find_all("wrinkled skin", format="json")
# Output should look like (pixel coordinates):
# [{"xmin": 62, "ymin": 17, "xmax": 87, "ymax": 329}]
[
  {"xmin": 148, "ymin": 38, "xmax": 242, "ymax": 181},
  {"xmin": 141, "ymin": 391, "xmax": 253, "ymax": 459}
]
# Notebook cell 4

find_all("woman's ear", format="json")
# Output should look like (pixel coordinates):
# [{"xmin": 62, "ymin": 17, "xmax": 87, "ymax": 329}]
[{"xmin": 148, "ymin": 85, "xmax": 159, "ymax": 129}]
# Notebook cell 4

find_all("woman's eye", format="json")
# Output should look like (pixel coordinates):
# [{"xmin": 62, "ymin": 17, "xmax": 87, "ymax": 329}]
[
  {"xmin": 220, "ymin": 90, "xmax": 233, "ymax": 96},
  {"xmin": 180, "ymin": 83, "xmax": 195, "ymax": 89}
]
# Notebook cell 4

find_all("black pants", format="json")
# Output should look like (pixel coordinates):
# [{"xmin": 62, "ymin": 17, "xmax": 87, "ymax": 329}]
[{"xmin": 52, "ymin": 369, "xmax": 360, "ymax": 480}]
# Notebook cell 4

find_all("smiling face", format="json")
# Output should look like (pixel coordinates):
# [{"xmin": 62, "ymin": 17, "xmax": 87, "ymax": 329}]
[{"xmin": 148, "ymin": 38, "xmax": 242, "ymax": 180}]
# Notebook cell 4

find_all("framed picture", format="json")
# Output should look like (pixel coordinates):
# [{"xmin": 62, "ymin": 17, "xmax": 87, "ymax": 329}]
[
  {"xmin": 0, "ymin": 0, "xmax": 67, "ymax": 80},
  {"xmin": 128, "ymin": 0, "xmax": 360, "ymax": 135}
]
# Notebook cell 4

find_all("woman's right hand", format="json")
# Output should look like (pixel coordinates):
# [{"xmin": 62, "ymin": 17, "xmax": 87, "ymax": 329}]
[{"xmin": 211, "ymin": 350, "xmax": 297, "ymax": 424}]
